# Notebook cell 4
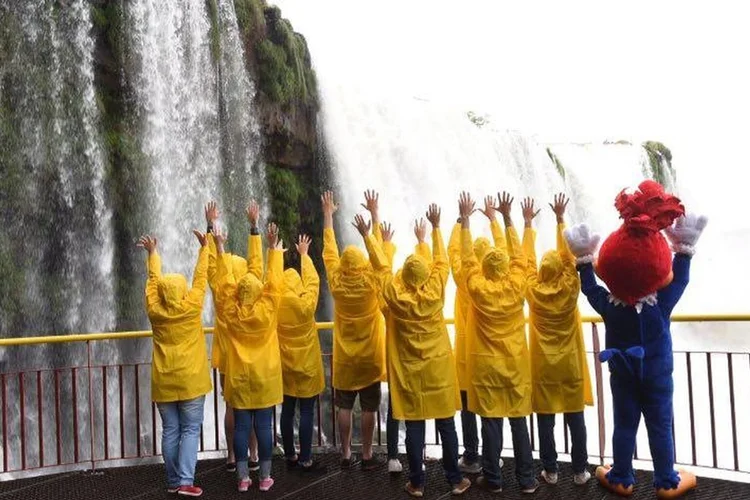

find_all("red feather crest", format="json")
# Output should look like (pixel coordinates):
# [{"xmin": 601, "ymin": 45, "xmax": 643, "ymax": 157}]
[{"xmin": 614, "ymin": 180, "xmax": 684, "ymax": 234}]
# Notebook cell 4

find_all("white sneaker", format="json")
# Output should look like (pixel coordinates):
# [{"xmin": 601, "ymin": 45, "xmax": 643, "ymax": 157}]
[
  {"xmin": 388, "ymin": 459, "xmax": 403, "ymax": 473},
  {"xmin": 458, "ymin": 457, "xmax": 482, "ymax": 474},
  {"xmin": 574, "ymin": 470, "xmax": 591, "ymax": 485},
  {"xmin": 541, "ymin": 470, "xmax": 558, "ymax": 484}
]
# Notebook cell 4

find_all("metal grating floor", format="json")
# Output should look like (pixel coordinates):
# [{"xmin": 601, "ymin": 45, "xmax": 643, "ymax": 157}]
[{"xmin": 1, "ymin": 453, "xmax": 748, "ymax": 500}]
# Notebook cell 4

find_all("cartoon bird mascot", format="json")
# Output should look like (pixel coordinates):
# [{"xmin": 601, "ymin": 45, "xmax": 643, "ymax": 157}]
[{"xmin": 564, "ymin": 180, "xmax": 707, "ymax": 499}]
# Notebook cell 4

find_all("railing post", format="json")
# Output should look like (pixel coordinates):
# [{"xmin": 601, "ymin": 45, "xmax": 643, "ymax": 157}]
[
  {"xmin": 592, "ymin": 322, "xmax": 606, "ymax": 465},
  {"xmin": 86, "ymin": 340, "xmax": 96, "ymax": 471}
]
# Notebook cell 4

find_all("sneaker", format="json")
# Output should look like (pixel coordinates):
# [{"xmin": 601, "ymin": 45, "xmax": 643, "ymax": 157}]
[
  {"xmin": 521, "ymin": 479, "xmax": 540, "ymax": 494},
  {"xmin": 225, "ymin": 462, "xmax": 237, "ymax": 472},
  {"xmin": 458, "ymin": 457, "xmax": 482, "ymax": 474},
  {"xmin": 362, "ymin": 454, "xmax": 386, "ymax": 471},
  {"xmin": 248, "ymin": 460, "xmax": 260, "ymax": 472},
  {"xmin": 574, "ymin": 470, "xmax": 592, "ymax": 485},
  {"xmin": 451, "ymin": 477, "xmax": 472, "ymax": 495},
  {"xmin": 237, "ymin": 478, "xmax": 251, "ymax": 492},
  {"xmin": 286, "ymin": 458, "xmax": 299, "ymax": 470},
  {"xmin": 476, "ymin": 476, "xmax": 502, "ymax": 493},
  {"xmin": 167, "ymin": 486, "xmax": 180, "ymax": 494},
  {"xmin": 259, "ymin": 477, "xmax": 274, "ymax": 492},
  {"xmin": 541, "ymin": 470, "xmax": 559, "ymax": 485},
  {"xmin": 404, "ymin": 482, "xmax": 424, "ymax": 497},
  {"xmin": 297, "ymin": 460, "xmax": 328, "ymax": 474},
  {"xmin": 388, "ymin": 458, "xmax": 403, "ymax": 473},
  {"xmin": 340, "ymin": 455, "xmax": 361, "ymax": 469},
  {"xmin": 177, "ymin": 485, "xmax": 203, "ymax": 497}
]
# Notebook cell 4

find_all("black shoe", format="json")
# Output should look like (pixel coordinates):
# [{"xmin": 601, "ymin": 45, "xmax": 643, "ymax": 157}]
[
  {"xmin": 361, "ymin": 455, "xmax": 386, "ymax": 471},
  {"xmin": 225, "ymin": 462, "xmax": 236, "ymax": 472},
  {"xmin": 248, "ymin": 460, "xmax": 260, "ymax": 472},
  {"xmin": 340, "ymin": 455, "xmax": 361, "ymax": 469},
  {"xmin": 296, "ymin": 461, "xmax": 328, "ymax": 475},
  {"xmin": 286, "ymin": 458, "xmax": 299, "ymax": 470}
]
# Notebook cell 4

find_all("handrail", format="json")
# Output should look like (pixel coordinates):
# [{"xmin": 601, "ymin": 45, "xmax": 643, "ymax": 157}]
[{"xmin": 0, "ymin": 313, "xmax": 747, "ymax": 347}]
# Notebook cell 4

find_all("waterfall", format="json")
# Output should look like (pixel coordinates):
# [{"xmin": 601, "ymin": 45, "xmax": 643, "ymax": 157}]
[{"xmin": 0, "ymin": 1, "xmax": 114, "ymax": 342}]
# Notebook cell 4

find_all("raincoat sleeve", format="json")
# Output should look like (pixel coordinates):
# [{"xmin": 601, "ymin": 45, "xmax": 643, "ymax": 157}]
[
  {"xmin": 300, "ymin": 254, "xmax": 321, "ymax": 317},
  {"xmin": 458, "ymin": 227, "xmax": 481, "ymax": 289},
  {"xmin": 557, "ymin": 223, "xmax": 576, "ymax": 268},
  {"xmin": 429, "ymin": 228, "xmax": 449, "ymax": 287},
  {"xmin": 240, "ymin": 249, "xmax": 284, "ymax": 329},
  {"xmin": 185, "ymin": 246, "xmax": 209, "ymax": 308},
  {"xmin": 247, "ymin": 234, "xmax": 264, "ymax": 280},
  {"xmin": 416, "ymin": 241, "xmax": 433, "ymax": 264},
  {"xmin": 145, "ymin": 251, "xmax": 162, "ymax": 314},
  {"xmin": 658, "ymin": 254, "xmax": 691, "ymax": 316},
  {"xmin": 577, "ymin": 263, "xmax": 609, "ymax": 315},
  {"xmin": 490, "ymin": 219, "xmax": 506, "ymax": 250},
  {"xmin": 383, "ymin": 241, "xmax": 397, "ymax": 267},
  {"xmin": 506, "ymin": 226, "xmax": 522, "ymax": 258},
  {"xmin": 523, "ymin": 227, "xmax": 538, "ymax": 279},
  {"xmin": 322, "ymin": 228, "xmax": 340, "ymax": 277},
  {"xmin": 364, "ymin": 234, "xmax": 391, "ymax": 274},
  {"xmin": 215, "ymin": 250, "xmax": 238, "ymax": 318},
  {"xmin": 207, "ymin": 234, "xmax": 219, "ymax": 289},
  {"xmin": 447, "ymin": 223, "xmax": 462, "ymax": 277},
  {"xmin": 508, "ymin": 235, "xmax": 528, "ymax": 297}
]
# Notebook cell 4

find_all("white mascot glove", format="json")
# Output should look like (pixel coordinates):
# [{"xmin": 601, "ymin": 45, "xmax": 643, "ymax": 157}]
[
  {"xmin": 564, "ymin": 223, "xmax": 601, "ymax": 265},
  {"xmin": 664, "ymin": 213, "xmax": 708, "ymax": 255}
]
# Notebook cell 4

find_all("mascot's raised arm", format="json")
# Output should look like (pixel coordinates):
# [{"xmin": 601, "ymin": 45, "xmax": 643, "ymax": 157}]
[{"xmin": 564, "ymin": 180, "xmax": 707, "ymax": 499}]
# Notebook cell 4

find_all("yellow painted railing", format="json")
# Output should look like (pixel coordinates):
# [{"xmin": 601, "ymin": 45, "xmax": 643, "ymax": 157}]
[{"xmin": 0, "ymin": 314, "xmax": 747, "ymax": 347}]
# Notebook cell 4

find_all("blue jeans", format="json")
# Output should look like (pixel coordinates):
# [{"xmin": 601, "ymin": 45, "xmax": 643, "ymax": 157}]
[
  {"xmin": 405, "ymin": 419, "xmax": 462, "ymax": 487},
  {"xmin": 234, "ymin": 407, "xmax": 274, "ymax": 480},
  {"xmin": 281, "ymin": 395, "xmax": 316, "ymax": 463},
  {"xmin": 537, "ymin": 412, "xmax": 588, "ymax": 474},
  {"xmin": 460, "ymin": 391, "xmax": 479, "ymax": 463},
  {"xmin": 157, "ymin": 396, "xmax": 205, "ymax": 488},
  {"xmin": 387, "ymin": 395, "xmax": 400, "ymax": 459},
  {"xmin": 481, "ymin": 417, "xmax": 535, "ymax": 490}
]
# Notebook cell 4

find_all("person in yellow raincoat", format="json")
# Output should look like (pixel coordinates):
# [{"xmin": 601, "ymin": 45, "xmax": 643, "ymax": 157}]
[
  {"xmin": 457, "ymin": 192, "xmax": 539, "ymax": 494},
  {"xmin": 447, "ymin": 195, "xmax": 509, "ymax": 474},
  {"xmin": 213, "ymin": 225, "xmax": 285, "ymax": 493},
  {"xmin": 525, "ymin": 193, "xmax": 594, "ymax": 487},
  {"xmin": 137, "ymin": 230, "xmax": 211, "ymax": 497},
  {"xmin": 358, "ymin": 206, "xmax": 471, "ymax": 498},
  {"xmin": 276, "ymin": 233, "xmax": 327, "ymax": 473},
  {"xmin": 204, "ymin": 201, "xmax": 259, "ymax": 473},
  {"xmin": 321, "ymin": 190, "xmax": 387, "ymax": 470}
]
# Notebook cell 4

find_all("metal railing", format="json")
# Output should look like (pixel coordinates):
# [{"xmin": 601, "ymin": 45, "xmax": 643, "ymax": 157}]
[{"xmin": 0, "ymin": 314, "xmax": 748, "ymax": 482}]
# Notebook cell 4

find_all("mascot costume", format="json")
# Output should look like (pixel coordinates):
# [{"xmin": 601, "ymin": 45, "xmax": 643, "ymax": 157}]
[{"xmin": 564, "ymin": 180, "xmax": 707, "ymax": 499}]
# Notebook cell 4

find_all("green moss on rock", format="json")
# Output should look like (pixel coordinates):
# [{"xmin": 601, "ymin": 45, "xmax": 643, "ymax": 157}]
[
  {"xmin": 642, "ymin": 140, "xmax": 675, "ymax": 186},
  {"xmin": 546, "ymin": 148, "xmax": 566, "ymax": 180},
  {"xmin": 265, "ymin": 163, "xmax": 302, "ymax": 244},
  {"xmin": 207, "ymin": 0, "xmax": 222, "ymax": 62}
]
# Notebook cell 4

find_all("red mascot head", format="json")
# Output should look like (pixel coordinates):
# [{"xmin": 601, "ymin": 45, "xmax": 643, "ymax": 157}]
[{"xmin": 596, "ymin": 180, "xmax": 685, "ymax": 305}]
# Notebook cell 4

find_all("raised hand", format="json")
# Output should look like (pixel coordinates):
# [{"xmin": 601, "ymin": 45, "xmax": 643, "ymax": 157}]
[
  {"xmin": 521, "ymin": 197, "xmax": 541, "ymax": 227},
  {"xmin": 246, "ymin": 200, "xmax": 260, "ymax": 228},
  {"xmin": 136, "ymin": 235, "xmax": 157, "ymax": 254},
  {"xmin": 192, "ymin": 230, "xmax": 208, "ymax": 247},
  {"xmin": 205, "ymin": 201, "xmax": 220, "ymax": 225},
  {"xmin": 664, "ymin": 213, "xmax": 708, "ymax": 253},
  {"xmin": 496, "ymin": 191, "xmax": 514, "ymax": 219},
  {"xmin": 458, "ymin": 192, "xmax": 475, "ymax": 221},
  {"xmin": 426, "ymin": 203, "xmax": 441, "ymax": 228},
  {"xmin": 563, "ymin": 223, "xmax": 600, "ymax": 261},
  {"xmin": 360, "ymin": 189, "xmax": 379, "ymax": 214},
  {"xmin": 214, "ymin": 223, "xmax": 228, "ymax": 253},
  {"xmin": 549, "ymin": 193, "xmax": 569, "ymax": 223},
  {"xmin": 266, "ymin": 222, "xmax": 279, "ymax": 248},
  {"xmin": 321, "ymin": 191, "xmax": 338, "ymax": 215},
  {"xmin": 296, "ymin": 234, "xmax": 311, "ymax": 256},
  {"xmin": 274, "ymin": 238, "xmax": 287, "ymax": 252},
  {"xmin": 352, "ymin": 214, "xmax": 371, "ymax": 237},
  {"xmin": 381, "ymin": 222, "xmax": 394, "ymax": 242},
  {"xmin": 479, "ymin": 195, "xmax": 497, "ymax": 221},
  {"xmin": 414, "ymin": 218, "xmax": 427, "ymax": 242}
]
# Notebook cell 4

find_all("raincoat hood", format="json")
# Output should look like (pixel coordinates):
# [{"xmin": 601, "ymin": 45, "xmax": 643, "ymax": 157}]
[
  {"xmin": 473, "ymin": 237, "xmax": 492, "ymax": 261},
  {"xmin": 402, "ymin": 254, "xmax": 429, "ymax": 289},
  {"xmin": 538, "ymin": 250, "xmax": 564, "ymax": 282},
  {"xmin": 340, "ymin": 246, "xmax": 368, "ymax": 274},
  {"xmin": 481, "ymin": 248, "xmax": 509, "ymax": 281},
  {"xmin": 238, "ymin": 273, "xmax": 263, "ymax": 306},
  {"xmin": 158, "ymin": 274, "xmax": 188, "ymax": 308},
  {"xmin": 283, "ymin": 268, "xmax": 305, "ymax": 296},
  {"xmin": 231, "ymin": 255, "xmax": 248, "ymax": 279}
]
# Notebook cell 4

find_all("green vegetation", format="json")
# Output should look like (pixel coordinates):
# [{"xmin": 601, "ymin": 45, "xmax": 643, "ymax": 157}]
[
  {"xmin": 265, "ymin": 164, "xmax": 303, "ymax": 244},
  {"xmin": 467, "ymin": 111, "xmax": 489, "ymax": 128},
  {"xmin": 207, "ymin": 0, "xmax": 222, "ymax": 62},
  {"xmin": 642, "ymin": 140, "xmax": 676, "ymax": 186},
  {"xmin": 546, "ymin": 148, "xmax": 566, "ymax": 180}
]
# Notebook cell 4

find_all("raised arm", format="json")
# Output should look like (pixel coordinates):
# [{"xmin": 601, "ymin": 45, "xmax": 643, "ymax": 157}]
[
  {"xmin": 659, "ymin": 213, "xmax": 708, "ymax": 315},
  {"xmin": 205, "ymin": 201, "xmax": 220, "ymax": 286},
  {"xmin": 354, "ymin": 214, "xmax": 390, "ymax": 273},
  {"xmin": 457, "ymin": 193, "xmax": 482, "ymax": 287},
  {"xmin": 245, "ymin": 200, "xmax": 264, "ymax": 280},
  {"xmin": 564, "ymin": 224, "xmax": 608, "ymax": 315},
  {"xmin": 521, "ymin": 197, "xmax": 540, "ymax": 275},
  {"xmin": 137, "ymin": 235, "xmax": 160, "ymax": 313},
  {"xmin": 185, "ymin": 230, "xmax": 209, "ymax": 307},
  {"xmin": 296, "ymin": 235, "xmax": 321, "ymax": 316},
  {"xmin": 426, "ymin": 203, "xmax": 449, "ymax": 286},
  {"xmin": 213, "ymin": 228, "xmax": 238, "ymax": 317},
  {"xmin": 550, "ymin": 193, "xmax": 575, "ymax": 267},
  {"xmin": 361, "ymin": 190, "xmax": 382, "ymax": 242},
  {"xmin": 496, "ymin": 191, "xmax": 523, "ymax": 258},
  {"xmin": 414, "ymin": 218, "xmax": 432, "ymax": 264},
  {"xmin": 447, "ymin": 221, "xmax": 462, "ymax": 277},
  {"xmin": 321, "ymin": 191, "xmax": 341, "ymax": 275}
]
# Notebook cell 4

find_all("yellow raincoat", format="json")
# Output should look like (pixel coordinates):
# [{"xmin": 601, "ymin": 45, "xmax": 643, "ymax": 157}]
[
  {"xmin": 215, "ymin": 248, "xmax": 285, "ymax": 410},
  {"xmin": 278, "ymin": 255, "xmax": 325, "ymax": 398},
  {"xmin": 370, "ymin": 230, "xmax": 460, "ymax": 420},
  {"xmin": 460, "ymin": 226, "xmax": 532, "ymax": 418},
  {"xmin": 207, "ymin": 235, "xmax": 250, "ymax": 374},
  {"xmin": 448, "ymin": 220, "xmax": 510, "ymax": 390},
  {"xmin": 526, "ymin": 224, "xmax": 593, "ymax": 414},
  {"xmin": 146, "ymin": 248, "xmax": 212, "ymax": 403},
  {"xmin": 323, "ymin": 228, "xmax": 387, "ymax": 391}
]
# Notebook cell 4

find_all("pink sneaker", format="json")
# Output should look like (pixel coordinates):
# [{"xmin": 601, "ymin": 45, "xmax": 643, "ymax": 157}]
[
  {"xmin": 259, "ymin": 477, "xmax": 275, "ymax": 492},
  {"xmin": 238, "ymin": 478, "xmax": 252, "ymax": 492},
  {"xmin": 177, "ymin": 485, "xmax": 203, "ymax": 497}
]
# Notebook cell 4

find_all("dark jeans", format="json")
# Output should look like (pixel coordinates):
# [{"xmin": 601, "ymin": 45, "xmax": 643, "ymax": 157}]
[
  {"xmin": 481, "ymin": 417, "xmax": 535, "ymax": 490},
  {"xmin": 234, "ymin": 407, "xmax": 273, "ymax": 479},
  {"xmin": 281, "ymin": 395, "xmax": 317, "ymax": 463},
  {"xmin": 387, "ymin": 396, "xmax": 400, "ymax": 459},
  {"xmin": 405, "ymin": 418, "xmax": 463, "ymax": 487},
  {"xmin": 460, "ymin": 390, "xmax": 479, "ymax": 463},
  {"xmin": 537, "ymin": 412, "xmax": 588, "ymax": 474}
]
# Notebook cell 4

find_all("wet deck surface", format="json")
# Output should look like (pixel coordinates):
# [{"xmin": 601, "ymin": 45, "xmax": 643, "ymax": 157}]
[{"xmin": 1, "ymin": 452, "xmax": 748, "ymax": 500}]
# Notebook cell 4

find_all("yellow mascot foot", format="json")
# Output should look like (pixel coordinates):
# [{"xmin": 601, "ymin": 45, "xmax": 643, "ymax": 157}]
[
  {"xmin": 595, "ymin": 465, "xmax": 634, "ymax": 497},
  {"xmin": 656, "ymin": 470, "xmax": 697, "ymax": 499}
]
